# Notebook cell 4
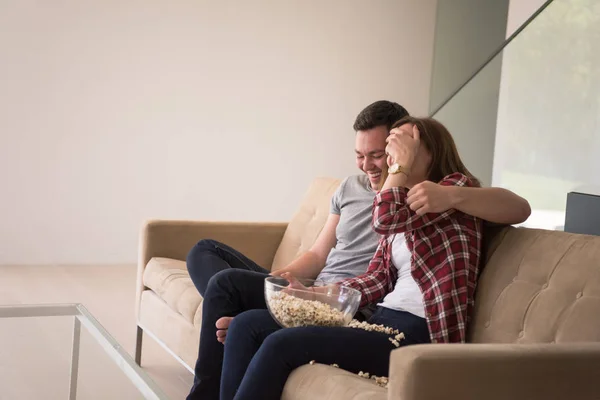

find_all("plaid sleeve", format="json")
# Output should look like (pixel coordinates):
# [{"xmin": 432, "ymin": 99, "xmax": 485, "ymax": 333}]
[
  {"xmin": 340, "ymin": 241, "xmax": 391, "ymax": 308},
  {"xmin": 372, "ymin": 173, "xmax": 472, "ymax": 235}
]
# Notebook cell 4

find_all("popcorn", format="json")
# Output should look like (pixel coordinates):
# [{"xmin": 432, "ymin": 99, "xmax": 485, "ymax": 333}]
[
  {"xmin": 272, "ymin": 292, "xmax": 406, "ymax": 386},
  {"xmin": 370, "ymin": 375, "xmax": 389, "ymax": 388},
  {"xmin": 358, "ymin": 371, "xmax": 389, "ymax": 388},
  {"xmin": 348, "ymin": 320, "xmax": 401, "ymax": 336},
  {"xmin": 268, "ymin": 292, "xmax": 346, "ymax": 327}
]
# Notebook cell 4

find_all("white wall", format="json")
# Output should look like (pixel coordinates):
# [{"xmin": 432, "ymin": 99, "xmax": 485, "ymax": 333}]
[
  {"xmin": 506, "ymin": 0, "xmax": 548, "ymax": 37},
  {"xmin": 429, "ymin": 0, "xmax": 509, "ymax": 113},
  {"xmin": 0, "ymin": 0, "xmax": 438, "ymax": 264},
  {"xmin": 432, "ymin": 55, "xmax": 503, "ymax": 187}
]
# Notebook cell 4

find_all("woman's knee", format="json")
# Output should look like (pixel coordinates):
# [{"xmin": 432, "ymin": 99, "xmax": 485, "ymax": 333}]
[
  {"xmin": 227, "ymin": 310, "xmax": 275, "ymax": 341},
  {"xmin": 258, "ymin": 328, "xmax": 305, "ymax": 357},
  {"xmin": 229, "ymin": 310, "xmax": 264, "ymax": 332}
]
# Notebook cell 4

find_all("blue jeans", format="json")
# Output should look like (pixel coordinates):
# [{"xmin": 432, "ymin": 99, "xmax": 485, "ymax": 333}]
[
  {"xmin": 186, "ymin": 239, "xmax": 268, "ymax": 297},
  {"xmin": 186, "ymin": 240, "xmax": 269, "ymax": 400},
  {"xmin": 223, "ymin": 307, "xmax": 431, "ymax": 400}
]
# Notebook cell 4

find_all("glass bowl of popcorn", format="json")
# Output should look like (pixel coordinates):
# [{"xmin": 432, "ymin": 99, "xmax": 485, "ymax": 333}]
[{"xmin": 264, "ymin": 276, "xmax": 362, "ymax": 328}]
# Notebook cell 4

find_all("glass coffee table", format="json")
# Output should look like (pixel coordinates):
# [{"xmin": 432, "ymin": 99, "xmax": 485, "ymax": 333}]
[{"xmin": 0, "ymin": 303, "xmax": 168, "ymax": 399}]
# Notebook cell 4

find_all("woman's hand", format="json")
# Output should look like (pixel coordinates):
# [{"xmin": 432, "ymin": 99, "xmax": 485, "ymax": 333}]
[
  {"xmin": 407, "ymin": 181, "xmax": 456, "ymax": 215},
  {"xmin": 386, "ymin": 124, "xmax": 421, "ymax": 168}
]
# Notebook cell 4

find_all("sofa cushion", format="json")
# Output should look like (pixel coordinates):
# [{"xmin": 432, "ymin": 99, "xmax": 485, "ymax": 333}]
[
  {"xmin": 282, "ymin": 364, "xmax": 386, "ymax": 400},
  {"xmin": 271, "ymin": 178, "xmax": 341, "ymax": 271},
  {"xmin": 143, "ymin": 257, "xmax": 202, "ymax": 324},
  {"xmin": 139, "ymin": 289, "xmax": 200, "ymax": 368},
  {"xmin": 470, "ymin": 227, "xmax": 600, "ymax": 344}
]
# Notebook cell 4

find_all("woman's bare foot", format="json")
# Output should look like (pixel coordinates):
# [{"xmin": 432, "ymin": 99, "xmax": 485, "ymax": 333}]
[{"xmin": 215, "ymin": 316, "xmax": 234, "ymax": 344}]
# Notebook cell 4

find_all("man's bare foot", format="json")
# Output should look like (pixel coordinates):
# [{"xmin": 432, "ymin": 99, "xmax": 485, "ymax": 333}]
[{"xmin": 215, "ymin": 316, "xmax": 234, "ymax": 344}]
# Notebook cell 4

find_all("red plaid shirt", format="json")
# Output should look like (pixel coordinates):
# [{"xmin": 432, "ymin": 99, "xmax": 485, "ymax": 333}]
[{"xmin": 341, "ymin": 173, "xmax": 483, "ymax": 343}]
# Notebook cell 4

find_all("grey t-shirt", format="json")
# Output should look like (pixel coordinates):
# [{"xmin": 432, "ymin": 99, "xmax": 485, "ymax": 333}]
[{"xmin": 316, "ymin": 175, "xmax": 379, "ymax": 283}]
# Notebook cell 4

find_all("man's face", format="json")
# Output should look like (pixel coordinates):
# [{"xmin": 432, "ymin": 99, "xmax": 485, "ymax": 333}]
[{"xmin": 355, "ymin": 125, "xmax": 388, "ymax": 190}]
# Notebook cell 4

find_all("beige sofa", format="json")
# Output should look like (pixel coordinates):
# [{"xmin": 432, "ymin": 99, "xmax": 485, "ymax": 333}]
[{"xmin": 135, "ymin": 178, "xmax": 600, "ymax": 400}]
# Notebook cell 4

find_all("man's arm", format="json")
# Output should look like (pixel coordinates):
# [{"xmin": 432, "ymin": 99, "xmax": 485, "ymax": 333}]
[
  {"xmin": 271, "ymin": 214, "xmax": 339, "ymax": 279},
  {"xmin": 407, "ymin": 182, "xmax": 531, "ymax": 225}
]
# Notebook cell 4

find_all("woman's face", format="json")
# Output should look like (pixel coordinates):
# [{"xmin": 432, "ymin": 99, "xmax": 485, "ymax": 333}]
[{"xmin": 409, "ymin": 146, "xmax": 432, "ymax": 186}]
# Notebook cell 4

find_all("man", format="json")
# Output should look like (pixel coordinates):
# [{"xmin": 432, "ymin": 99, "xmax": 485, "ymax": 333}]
[{"xmin": 186, "ymin": 100, "xmax": 530, "ymax": 399}]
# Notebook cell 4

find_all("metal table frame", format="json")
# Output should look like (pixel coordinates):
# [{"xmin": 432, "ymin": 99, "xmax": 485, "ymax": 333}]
[{"xmin": 0, "ymin": 303, "xmax": 168, "ymax": 400}]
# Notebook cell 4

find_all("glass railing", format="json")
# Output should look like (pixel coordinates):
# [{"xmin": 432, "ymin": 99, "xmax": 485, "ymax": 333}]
[{"xmin": 432, "ymin": 0, "xmax": 600, "ymax": 230}]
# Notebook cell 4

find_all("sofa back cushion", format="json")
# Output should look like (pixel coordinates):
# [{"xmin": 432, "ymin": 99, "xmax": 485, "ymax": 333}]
[
  {"xmin": 271, "ymin": 177, "xmax": 341, "ymax": 272},
  {"xmin": 470, "ymin": 226, "xmax": 600, "ymax": 344}
]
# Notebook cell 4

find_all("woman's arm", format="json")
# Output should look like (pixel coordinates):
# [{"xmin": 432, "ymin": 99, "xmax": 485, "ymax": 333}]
[
  {"xmin": 339, "ymin": 242, "xmax": 393, "ymax": 308},
  {"xmin": 373, "ymin": 173, "xmax": 471, "ymax": 235}
]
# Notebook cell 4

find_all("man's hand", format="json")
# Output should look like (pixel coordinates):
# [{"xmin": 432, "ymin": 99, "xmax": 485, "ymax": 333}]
[
  {"xmin": 407, "ymin": 181, "xmax": 457, "ymax": 215},
  {"xmin": 280, "ymin": 272, "xmax": 310, "ymax": 290},
  {"xmin": 270, "ymin": 269, "xmax": 286, "ymax": 277},
  {"xmin": 280, "ymin": 272, "xmax": 340, "ymax": 304},
  {"xmin": 386, "ymin": 124, "xmax": 420, "ymax": 168}
]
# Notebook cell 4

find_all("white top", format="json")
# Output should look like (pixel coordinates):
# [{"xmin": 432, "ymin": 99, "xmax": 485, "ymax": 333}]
[{"xmin": 378, "ymin": 234, "xmax": 426, "ymax": 318}]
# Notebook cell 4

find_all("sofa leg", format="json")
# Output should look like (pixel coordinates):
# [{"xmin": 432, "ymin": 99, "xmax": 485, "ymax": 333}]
[{"xmin": 135, "ymin": 325, "xmax": 143, "ymax": 365}]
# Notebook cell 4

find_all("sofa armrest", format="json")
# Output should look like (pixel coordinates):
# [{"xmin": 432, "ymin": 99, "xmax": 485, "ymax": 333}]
[
  {"xmin": 136, "ymin": 219, "xmax": 288, "ymax": 315},
  {"xmin": 388, "ymin": 343, "xmax": 600, "ymax": 400}
]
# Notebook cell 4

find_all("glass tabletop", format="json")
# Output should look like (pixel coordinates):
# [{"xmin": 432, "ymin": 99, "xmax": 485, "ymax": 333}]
[{"xmin": 0, "ymin": 303, "xmax": 168, "ymax": 400}]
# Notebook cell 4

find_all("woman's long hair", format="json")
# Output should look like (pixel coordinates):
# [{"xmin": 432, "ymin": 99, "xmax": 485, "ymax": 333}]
[{"xmin": 380, "ymin": 116, "xmax": 480, "ymax": 187}]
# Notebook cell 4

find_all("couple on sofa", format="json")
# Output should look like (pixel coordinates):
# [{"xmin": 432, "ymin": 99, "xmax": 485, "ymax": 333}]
[{"xmin": 185, "ymin": 101, "xmax": 531, "ymax": 400}]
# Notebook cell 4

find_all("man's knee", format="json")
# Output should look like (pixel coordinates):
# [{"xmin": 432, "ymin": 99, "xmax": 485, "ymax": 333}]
[{"xmin": 187, "ymin": 239, "xmax": 220, "ymax": 264}]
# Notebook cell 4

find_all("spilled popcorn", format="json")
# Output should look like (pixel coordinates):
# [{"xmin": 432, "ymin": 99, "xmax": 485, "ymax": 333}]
[
  {"xmin": 358, "ymin": 371, "xmax": 389, "ymax": 388},
  {"xmin": 348, "ymin": 320, "xmax": 400, "ymax": 335},
  {"xmin": 270, "ymin": 291, "xmax": 406, "ymax": 385},
  {"xmin": 306, "ymin": 319, "xmax": 404, "ymax": 389},
  {"xmin": 388, "ymin": 333, "xmax": 405, "ymax": 348},
  {"xmin": 372, "ymin": 376, "xmax": 389, "ymax": 388}
]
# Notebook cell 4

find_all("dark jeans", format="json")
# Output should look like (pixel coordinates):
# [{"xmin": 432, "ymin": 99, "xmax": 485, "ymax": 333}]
[
  {"xmin": 186, "ymin": 239, "xmax": 268, "ymax": 296},
  {"xmin": 223, "ymin": 307, "xmax": 431, "ymax": 400},
  {"xmin": 186, "ymin": 240, "xmax": 269, "ymax": 400}
]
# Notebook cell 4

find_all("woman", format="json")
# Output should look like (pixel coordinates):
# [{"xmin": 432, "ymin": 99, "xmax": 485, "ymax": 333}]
[{"xmin": 219, "ymin": 116, "xmax": 483, "ymax": 400}]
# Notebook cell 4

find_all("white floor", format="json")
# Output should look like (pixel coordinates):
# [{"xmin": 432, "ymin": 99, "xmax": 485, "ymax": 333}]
[{"xmin": 0, "ymin": 265, "xmax": 193, "ymax": 400}]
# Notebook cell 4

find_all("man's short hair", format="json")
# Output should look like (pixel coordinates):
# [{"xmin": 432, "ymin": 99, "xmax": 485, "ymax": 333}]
[{"xmin": 353, "ymin": 101, "xmax": 409, "ymax": 132}]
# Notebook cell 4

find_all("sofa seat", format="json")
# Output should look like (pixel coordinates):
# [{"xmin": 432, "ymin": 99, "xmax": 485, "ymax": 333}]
[
  {"xmin": 143, "ymin": 257, "xmax": 202, "ymax": 325},
  {"xmin": 282, "ymin": 364, "xmax": 387, "ymax": 400}
]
